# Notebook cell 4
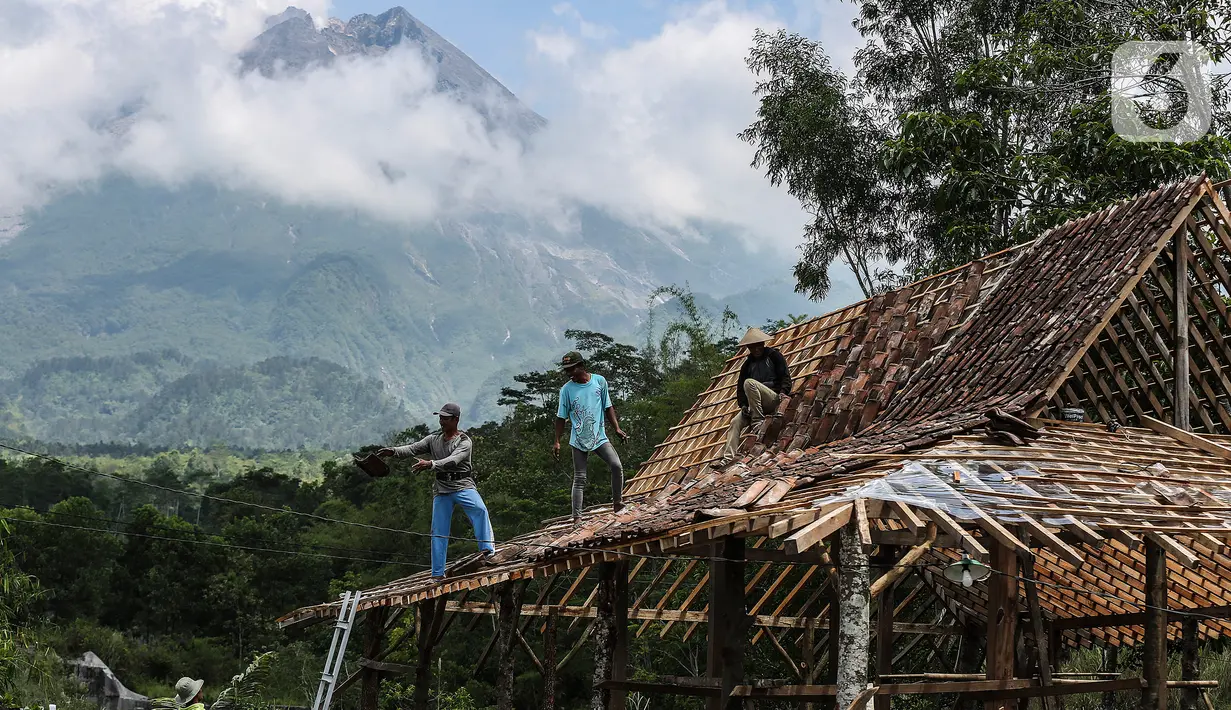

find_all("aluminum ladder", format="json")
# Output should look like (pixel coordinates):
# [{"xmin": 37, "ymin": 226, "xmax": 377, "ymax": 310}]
[{"xmin": 310, "ymin": 590, "xmax": 363, "ymax": 710}]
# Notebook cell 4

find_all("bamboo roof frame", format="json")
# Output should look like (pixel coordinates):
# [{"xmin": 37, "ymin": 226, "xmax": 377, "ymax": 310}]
[{"xmin": 279, "ymin": 176, "xmax": 1231, "ymax": 680}]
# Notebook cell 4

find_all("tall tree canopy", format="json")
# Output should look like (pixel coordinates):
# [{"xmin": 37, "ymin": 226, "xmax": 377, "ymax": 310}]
[{"xmin": 743, "ymin": 0, "xmax": 1231, "ymax": 298}]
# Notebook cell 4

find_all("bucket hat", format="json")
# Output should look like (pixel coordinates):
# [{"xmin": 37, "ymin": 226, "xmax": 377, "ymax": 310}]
[{"xmin": 174, "ymin": 678, "xmax": 204, "ymax": 707}]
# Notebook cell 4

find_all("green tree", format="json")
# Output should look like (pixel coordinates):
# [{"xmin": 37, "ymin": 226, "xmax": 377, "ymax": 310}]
[
  {"xmin": 740, "ymin": 29, "xmax": 901, "ymax": 298},
  {"xmin": 0, "ymin": 520, "xmax": 43, "ymax": 701},
  {"xmin": 15, "ymin": 498, "xmax": 121, "ymax": 622},
  {"xmin": 744, "ymin": 0, "xmax": 1231, "ymax": 289}
]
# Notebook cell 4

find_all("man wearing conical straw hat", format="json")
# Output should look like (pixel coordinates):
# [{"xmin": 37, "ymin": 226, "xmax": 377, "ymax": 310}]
[{"xmin": 720, "ymin": 327, "xmax": 792, "ymax": 463}]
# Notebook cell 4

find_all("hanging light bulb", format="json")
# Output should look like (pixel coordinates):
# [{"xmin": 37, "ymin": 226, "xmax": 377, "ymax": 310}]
[{"xmin": 944, "ymin": 554, "xmax": 992, "ymax": 587}]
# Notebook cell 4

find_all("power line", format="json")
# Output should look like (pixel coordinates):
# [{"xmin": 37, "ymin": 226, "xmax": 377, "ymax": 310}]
[
  {"xmin": 0, "ymin": 440, "xmax": 982, "ymax": 568},
  {"xmin": 0, "ymin": 500, "xmax": 429, "ymax": 565},
  {"xmin": 0, "ymin": 514, "xmax": 431, "ymax": 569},
  {"xmin": 18, "ymin": 438, "xmax": 1218, "ymax": 615}
]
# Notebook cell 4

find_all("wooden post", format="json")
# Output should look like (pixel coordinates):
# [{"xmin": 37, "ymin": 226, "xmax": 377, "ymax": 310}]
[
  {"xmin": 495, "ymin": 582, "xmax": 525, "ymax": 710},
  {"xmin": 613, "ymin": 561, "xmax": 629, "ymax": 710},
  {"xmin": 707, "ymin": 536, "xmax": 747, "ymax": 710},
  {"xmin": 1175, "ymin": 229, "xmax": 1191, "ymax": 430},
  {"xmin": 1020, "ymin": 536, "xmax": 1055, "ymax": 710},
  {"xmin": 827, "ymin": 538, "xmax": 842, "ymax": 688},
  {"xmin": 1142, "ymin": 539, "xmax": 1168, "ymax": 710},
  {"xmin": 359, "ymin": 607, "xmax": 389, "ymax": 710},
  {"xmin": 544, "ymin": 607, "xmax": 558, "ymax": 710},
  {"xmin": 874, "ymin": 546, "xmax": 897, "ymax": 710},
  {"xmin": 957, "ymin": 623, "xmax": 987, "ymax": 710},
  {"xmin": 987, "ymin": 542, "xmax": 1019, "ymax": 710},
  {"xmin": 1181, "ymin": 617, "xmax": 1199, "ymax": 710},
  {"xmin": 413, "ymin": 599, "xmax": 443, "ymax": 710},
  {"xmin": 804, "ymin": 619, "xmax": 817, "ymax": 710},
  {"xmin": 1101, "ymin": 645, "xmax": 1119, "ymax": 710},
  {"xmin": 590, "ymin": 561, "xmax": 625, "ymax": 703},
  {"xmin": 837, "ymin": 525, "xmax": 871, "ymax": 710}
]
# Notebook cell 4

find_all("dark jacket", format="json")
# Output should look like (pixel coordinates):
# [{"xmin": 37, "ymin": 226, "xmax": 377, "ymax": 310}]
[{"xmin": 736, "ymin": 347, "xmax": 792, "ymax": 408}]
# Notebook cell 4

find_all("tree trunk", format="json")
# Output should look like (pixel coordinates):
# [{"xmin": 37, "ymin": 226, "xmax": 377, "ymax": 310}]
[{"xmin": 836, "ymin": 525, "xmax": 870, "ymax": 710}]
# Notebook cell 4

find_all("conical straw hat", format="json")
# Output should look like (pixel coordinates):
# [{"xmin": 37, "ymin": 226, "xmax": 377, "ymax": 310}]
[{"xmin": 738, "ymin": 327, "xmax": 772, "ymax": 347}]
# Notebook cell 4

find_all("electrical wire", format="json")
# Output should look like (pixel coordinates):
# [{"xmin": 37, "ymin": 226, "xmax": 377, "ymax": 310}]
[
  {"xmin": 0, "ymin": 439, "xmax": 937, "ymax": 567},
  {"xmin": 0, "ymin": 514, "xmax": 432, "ymax": 569},
  {"xmin": 0, "ymin": 499, "xmax": 429, "ymax": 565},
  {"xmin": 11, "ymin": 439, "xmax": 1226, "ymax": 623}
]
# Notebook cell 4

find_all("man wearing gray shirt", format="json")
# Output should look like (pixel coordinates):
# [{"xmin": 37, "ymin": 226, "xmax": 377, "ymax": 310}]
[{"xmin": 377, "ymin": 402, "xmax": 496, "ymax": 581}]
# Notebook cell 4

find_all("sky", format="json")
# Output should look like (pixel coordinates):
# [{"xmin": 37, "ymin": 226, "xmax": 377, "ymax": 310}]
[
  {"xmin": 0, "ymin": 0, "xmax": 868, "ymax": 258},
  {"xmin": 324, "ymin": 0, "xmax": 866, "ymax": 115}
]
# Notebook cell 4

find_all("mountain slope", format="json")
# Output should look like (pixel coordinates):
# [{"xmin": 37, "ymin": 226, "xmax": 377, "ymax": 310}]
[
  {"xmin": 0, "ymin": 6, "xmax": 834, "ymax": 446},
  {"xmin": 239, "ymin": 6, "xmax": 546, "ymax": 136}
]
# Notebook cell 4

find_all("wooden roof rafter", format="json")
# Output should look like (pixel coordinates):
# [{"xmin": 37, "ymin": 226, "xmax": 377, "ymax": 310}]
[{"xmin": 279, "ymin": 176, "xmax": 1231, "ymax": 666}]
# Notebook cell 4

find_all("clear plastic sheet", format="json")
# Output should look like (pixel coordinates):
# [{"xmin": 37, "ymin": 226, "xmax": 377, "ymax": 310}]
[{"xmin": 814, "ymin": 460, "xmax": 1081, "ymax": 526}]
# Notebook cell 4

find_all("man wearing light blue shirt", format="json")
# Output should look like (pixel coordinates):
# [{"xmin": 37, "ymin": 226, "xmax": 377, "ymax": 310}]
[{"xmin": 552, "ymin": 350, "xmax": 628, "ymax": 522}]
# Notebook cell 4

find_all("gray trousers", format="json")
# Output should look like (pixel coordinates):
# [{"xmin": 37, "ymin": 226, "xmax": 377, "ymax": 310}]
[{"xmin": 571, "ymin": 442, "xmax": 623, "ymax": 518}]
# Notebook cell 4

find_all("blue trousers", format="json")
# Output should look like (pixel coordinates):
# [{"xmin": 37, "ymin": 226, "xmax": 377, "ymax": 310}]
[{"xmin": 431, "ymin": 488, "xmax": 496, "ymax": 577}]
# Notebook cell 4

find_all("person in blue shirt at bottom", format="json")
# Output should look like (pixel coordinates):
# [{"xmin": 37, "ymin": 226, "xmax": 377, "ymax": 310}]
[
  {"xmin": 552, "ymin": 351, "xmax": 629, "ymax": 524},
  {"xmin": 377, "ymin": 402, "xmax": 496, "ymax": 582}
]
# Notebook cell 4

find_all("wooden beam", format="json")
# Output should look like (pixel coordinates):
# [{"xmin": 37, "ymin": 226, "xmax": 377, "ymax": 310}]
[
  {"xmin": 416, "ymin": 598, "xmax": 444, "ymax": 710},
  {"xmin": 888, "ymin": 499, "xmax": 926, "ymax": 533},
  {"xmin": 444, "ymin": 601, "xmax": 961, "ymax": 632},
  {"xmin": 591, "ymin": 561, "xmax": 624, "ymax": 710},
  {"xmin": 855, "ymin": 499, "xmax": 874, "ymax": 551},
  {"xmin": 870, "ymin": 524, "xmax": 937, "ymax": 598},
  {"xmin": 544, "ymin": 607, "xmax": 558, "ymax": 710},
  {"xmin": 1174, "ymin": 228, "xmax": 1191, "ymax": 430},
  {"xmin": 1182, "ymin": 617, "xmax": 1200, "ymax": 710},
  {"xmin": 359, "ymin": 607, "xmax": 389, "ymax": 710},
  {"xmin": 922, "ymin": 507, "xmax": 990, "ymax": 562},
  {"xmin": 786, "ymin": 504, "xmax": 854, "ymax": 554},
  {"xmin": 1138, "ymin": 415, "xmax": 1231, "ymax": 462},
  {"xmin": 872, "ymin": 528, "xmax": 962, "ymax": 548},
  {"xmin": 969, "ymin": 678, "xmax": 1146, "ymax": 701},
  {"xmin": 1143, "ymin": 539, "xmax": 1168, "ymax": 710},
  {"xmin": 1019, "ymin": 535, "xmax": 1055, "ymax": 710},
  {"xmin": 1101, "ymin": 647, "xmax": 1118, "ymax": 710},
  {"xmin": 1018, "ymin": 515, "xmax": 1085, "ymax": 568},
  {"xmin": 1051, "ymin": 605, "xmax": 1231, "ymax": 630},
  {"xmin": 708, "ymin": 537, "xmax": 747, "ymax": 710},
  {"xmin": 986, "ymin": 542, "xmax": 1020, "ymax": 710},
  {"xmin": 828, "ymin": 538, "xmax": 841, "ymax": 689},
  {"xmin": 613, "ymin": 560, "xmax": 629, "ymax": 710},
  {"xmin": 598, "ymin": 679, "xmax": 720, "ymax": 698},
  {"xmin": 731, "ymin": 679, "xmax": 1038, "ymax": 698},
  {"xmin": 875, "ymin": 547, "xmax": 898, "ymax": 710},
  {"xmin": 494, "ymin": 582, "xmax": 524, "ymax": 710},
  {"xmin": 1144, "ymin": 531, "xmax": 1200, "ymax": 569}
]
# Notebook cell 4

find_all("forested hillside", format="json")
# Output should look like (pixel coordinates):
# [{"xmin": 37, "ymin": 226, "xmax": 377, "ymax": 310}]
[
  {"xmin": 0, "ymin": 351, "xmax": 408, "ymax": 450},
  {"xmin": 0, "ymin": 295, "xmax": 751, "ymax": 709}
]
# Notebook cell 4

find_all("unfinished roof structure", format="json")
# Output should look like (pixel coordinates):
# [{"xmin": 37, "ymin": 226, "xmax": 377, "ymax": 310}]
[{"xmin": 282, "ymin": 176, "xmax": 1231, "ymax": 709}]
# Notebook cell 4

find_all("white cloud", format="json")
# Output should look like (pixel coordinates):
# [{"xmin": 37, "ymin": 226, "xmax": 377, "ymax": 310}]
[
  {"xmin": 0, "ymin": 0, "xmax": 821, "ymax": 254},
  {"xmin": 529, "ymin": 28, "xmax": 580, "ymax": 64}
]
